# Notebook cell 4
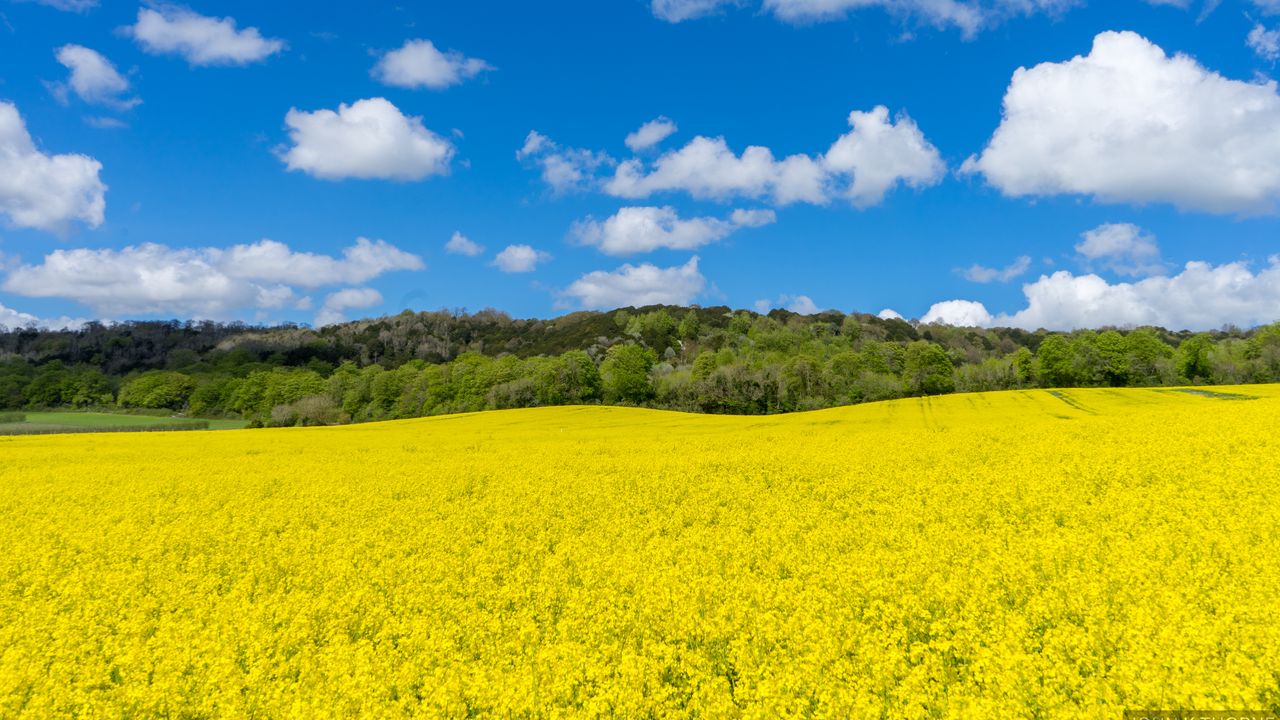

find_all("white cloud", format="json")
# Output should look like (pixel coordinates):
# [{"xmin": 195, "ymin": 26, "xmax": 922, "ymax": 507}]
[
  {"xmin": 0, "ymin": 101, "xmax": 106, "ymax": 233},
  {"xmin": 654, "ymin": 0, "xmax": 1077, "ymax": 35},
  {"xmin": 516, "ymin": 130, "xmax": 613, "ymax": 194},
  {"xmin": 570, "ymin": 205, "xmax": 775, "ymax": 255},
  {"xmin": 606, "ymin": 135, "xmax": 829, "ymax": 205},
  {"xmin": 0, "ymin": 302, "xmax": 85, "ymax": 330},
  {"xmin": 372, "ymin": 39, "xmax": 493, "ymax": 90},
  {"xmin": 445, "ymin": 231, "xmax": 485, "ymax": 256},
  {"xmin": 315, "ymin": 287, "xmax": 382, "ymax": 327},
  {"xmin": 824, "ymin": 106, "xmax": 945, "ymax": 207},
  {"xmin": 1, "ymin": 237, "xmax": 421, "ymax": 318},
  {"xmin": 492, "ymin": 244, "xmax": 549, "ymax": 273},
  {"xmin": 562, "ymin": 256, "xmax": 706, "ymax": 309},
  {"xmin": 921, "ymin": 299, "xmax": 994, "ymax": 326},
  {"xmin": 960, "ymin": 255, "xmax": 1030, "ymax": 283},
  {"xmin": 625, "ymin": 117, "xmax": 678, "ymax": 152},
  {"xmin": 785, "ymin": 294, "xmax": 820, "ymax": 314},
  {"xmin": 84, "ymin": 116, "xmax": 128, "ymax": 130},
  {"xmin": 651, "ymin": 0, "xmax": 739, "ymax": 21},
  {"xmin": 877, "ymin": 308, "xmax": 903, "ymax": 320},
  {"xmin": 922, "ymin": 259, "xmax": 1280, "ymax": 330},
  {"xmin": 216, "ymin": 237, "xmax": 423, "ymax": 287},
  {"xmin": 280, "ymin": 98, "xmax": 454, "ymax": 181},
  {"xmin": 50, "ymin": 45, "xmax": 139, "ymax": 110},
  {"xmin": 1075, "ymin": 223, "xmax": 1164, "ymax": 277},
  {"xmin": 25, "ymin": 0, "xmax": 98, "ymax": 11},
  {"xmin": 1152, "ymin": 0, "xmax": 1278, "ymax": 16},
  {"xmin": 601, "ymin": 106, "xmax": 942, "ymax": 207},
  {"xmin": 125, "ymin": 5, "xmax": 284, "ymax": 66},
  {"xmin": 1248, "ymin": 23, "xmax": 1280, "ymax": 61},
  {"xmin": 963, "ymin": 31, "xmax": 1280, "ymax": 214},
  {"xmin": 755, "ymin": 294, "xmax": 822, "ymax": 314}
]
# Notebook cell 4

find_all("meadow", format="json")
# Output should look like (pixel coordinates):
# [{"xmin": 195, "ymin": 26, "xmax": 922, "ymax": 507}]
[
  {"xmin": 1, "ymin": 387, "xmax": 1278, "ymax": 717},
  {"xmin": 0, "ymin": 411, "xmax": 247, "ymax": 435}
]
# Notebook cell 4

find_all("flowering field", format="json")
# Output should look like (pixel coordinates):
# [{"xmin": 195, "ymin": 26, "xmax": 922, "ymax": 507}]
[{"xmin": 2, "ymin": 387, "xmax": 1279, "ymax": 718}]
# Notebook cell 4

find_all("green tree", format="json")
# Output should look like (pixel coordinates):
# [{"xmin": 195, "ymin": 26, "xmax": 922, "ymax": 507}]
[
  {"xmin": 840, "ymin": 316, "xmax": 863, "ymax": 344},
  {"xmin": 691, "ymin": 351, "xmax": 718, "ymax": 382},
  {"xmin": 23, "ymin": 362, "xmax": 71, "ymax": 408},
  {"xmin": 902, "ymin": 341, "xmax": 955, "ymax": 396},
  {"xmin": 544, "ymin": 350, "xmax": 601, "ymax": 405},
  {"xmin": 1010, "ymin": 347, "xmax": 1035, "ymax": 387},
  {"xmin": 1094, "ymin": 330, "xmax": 1130, "ymax": 386},
  {"xmin": 601, "ymin": 344, "xmax": 657, "ymax": 404},
  {"xmin": 1178, "ymin": 334, "xmax": 1214, "ymax": 383},
  {"xmin": 117, "ymin": 371, "xmax": 197, "ymax": 410},
  {"xmin": 677, "ymin": 311, "xmax": 701, "ymax": 341},
  {"xmin": 1124, "ymin": 328, "xmax": 1173, "ymax": 385},
  {"xmin": 1035, "ymin": 335, "xmax": 1075, "ymax": 387}
]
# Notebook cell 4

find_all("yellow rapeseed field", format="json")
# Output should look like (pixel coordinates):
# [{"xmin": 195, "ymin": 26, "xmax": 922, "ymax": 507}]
[{"xmin": 2, "ymin": 387, "xmax": 1279, "ymax": 718}]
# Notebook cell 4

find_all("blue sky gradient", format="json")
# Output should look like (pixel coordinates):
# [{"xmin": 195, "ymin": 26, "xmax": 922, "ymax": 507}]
[{"xmin": 1, "ymin": 0, "xmax": 1279, "ymax": 329}]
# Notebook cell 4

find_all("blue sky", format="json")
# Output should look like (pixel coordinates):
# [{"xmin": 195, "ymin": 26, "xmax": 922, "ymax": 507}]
[{"xmin": 1, "ymin": 0, "xmax": 1280, "ymax": 330}]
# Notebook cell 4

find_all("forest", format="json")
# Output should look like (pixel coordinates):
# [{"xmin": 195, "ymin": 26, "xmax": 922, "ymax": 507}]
[{"xmin": 2, "ymin": 305, "xmax": 1277, "ymax": 426}]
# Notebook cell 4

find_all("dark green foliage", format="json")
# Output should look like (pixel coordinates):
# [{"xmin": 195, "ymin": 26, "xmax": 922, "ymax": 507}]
[
  {"xmin": 118, "ymin": 371, "xmax": 197, "ymax": 410},
  {"xmin": 902, "ymin": 342, "xmax": 955, "ymax": 396},
  {"xmin": 601, "ymin": 344, "xmax": 658, "ymax": 404},
  {"xmin": 2, "ymin": 307, "xmax": 1278, "ymax": 424},
  {"xmin": 1178, "ymin": 334, "xmax": 1215, "ymax": 383}
]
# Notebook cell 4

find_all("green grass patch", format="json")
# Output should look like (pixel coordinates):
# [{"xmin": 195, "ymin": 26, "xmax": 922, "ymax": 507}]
[{"xmin": 0, "ymin": 411, "xmax": 248, "ymax": 436}]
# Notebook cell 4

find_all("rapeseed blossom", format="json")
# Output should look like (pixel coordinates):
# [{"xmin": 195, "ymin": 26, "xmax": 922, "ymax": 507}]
[{"xmin": 1, "ymin": 387, "xmax": 1278, "ymax": 717}]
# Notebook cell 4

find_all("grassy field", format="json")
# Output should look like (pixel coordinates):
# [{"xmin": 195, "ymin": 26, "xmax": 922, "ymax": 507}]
[
  {"xmin": 1, "ymin": 387, "xmax": 1278, "ymax": 717},
  {"xmin": 0, "ymin": 411, "xmax": 247, "ymax": 434}
]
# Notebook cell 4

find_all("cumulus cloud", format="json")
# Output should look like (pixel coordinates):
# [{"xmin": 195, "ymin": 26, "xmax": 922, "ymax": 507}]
[
  {"xmin": 280, "ymin": 98, "xmax": 455, "ymax": 181},
  {"xmin": 124, "ymin": 5, "xmax": 284, "ymax": 66},
  {"xmin": 372, "ymin": 39, "xmax": 493, "ymax": 90},
  {"xmin": 921, "ymin": 299, "xmax": 994, "ymax": 326},
  {"xmin": 315, "ymin": 287, "xmax": 383, "ymax": 327},
  {"xmin": 50, "ymin": 45, "xmax": 139, "ymax": 110},
  {"xmin": 599, "ymin": 106, "xmax": 942, "ymax": 207},
  {"xmin": 445, "ymin": 231, "xmax": 485, "ymax": 256},
  {"xmin": 756, "ymin": 294, "xmax": 821, "ymax": 314},
  {"xmin": 625, "ymin": 117, "xmax": 678, "ymax": 152},
  {"xmin": 960, "ymin": 255, "xmax": 1030, "ymax": 283},
  {"xmin": 562, "ymin": 256, "xmax": 706, "ymax": 309},
  {"xmin": 0, "ymin": 301, "xmax": 85, "ymax": 331},
  {"xmin": 824, "ymin": 106, "xmax": 946, "ymax": 207},
  {"xmin": 0, "ymin": 101, "xmax": 106, "ymax": 233},
  {"xmin": 216, "ymin": 237, "xmax": 423, "ymax": 287},
  {"xmin": 877, "ymin": 308, "xmax": 903, "ymax": 320},
  {"xmin": 570, "ymin": 205, "xmax": 775, "ymax": 255},
  {"xmin": 492, "ymin": 244, "xmax": 549, "ymax": 273},
  {"xmin": 963, "ymin": 31, "xmax": 1280, "ymax": 214},
  {"xmin": 606, "ymin": 136, "xmax": 828, "ymax": 205},
  {"xmin": 922, "ymin": 258, "xmax": 1280, "ymax": 330},
  {"xmin": 1248, "ymin": 23, "xmax": 1280, "ymax": 61},
  {"xmin": 516, "ymin": 131, "xmax": 613, "ymax": 194},
  {"xmin": 1, "ymin": 237, "xmax": 421, "ymax": 318},
  {"xmin": 1075, "ymin": 223, "xmax": 1165, "ymax": 277}
]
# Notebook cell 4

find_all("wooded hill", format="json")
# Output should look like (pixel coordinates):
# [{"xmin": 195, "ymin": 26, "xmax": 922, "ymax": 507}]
[{"xmin": 1, "ymin": 306, "xmax": 1276, "ymax": 425}]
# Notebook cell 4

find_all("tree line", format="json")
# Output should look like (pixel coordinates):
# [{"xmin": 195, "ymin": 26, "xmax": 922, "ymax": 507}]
[{"xmin": 2, "ymin": 306, "xmax": 1278, "ymax": 425}]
